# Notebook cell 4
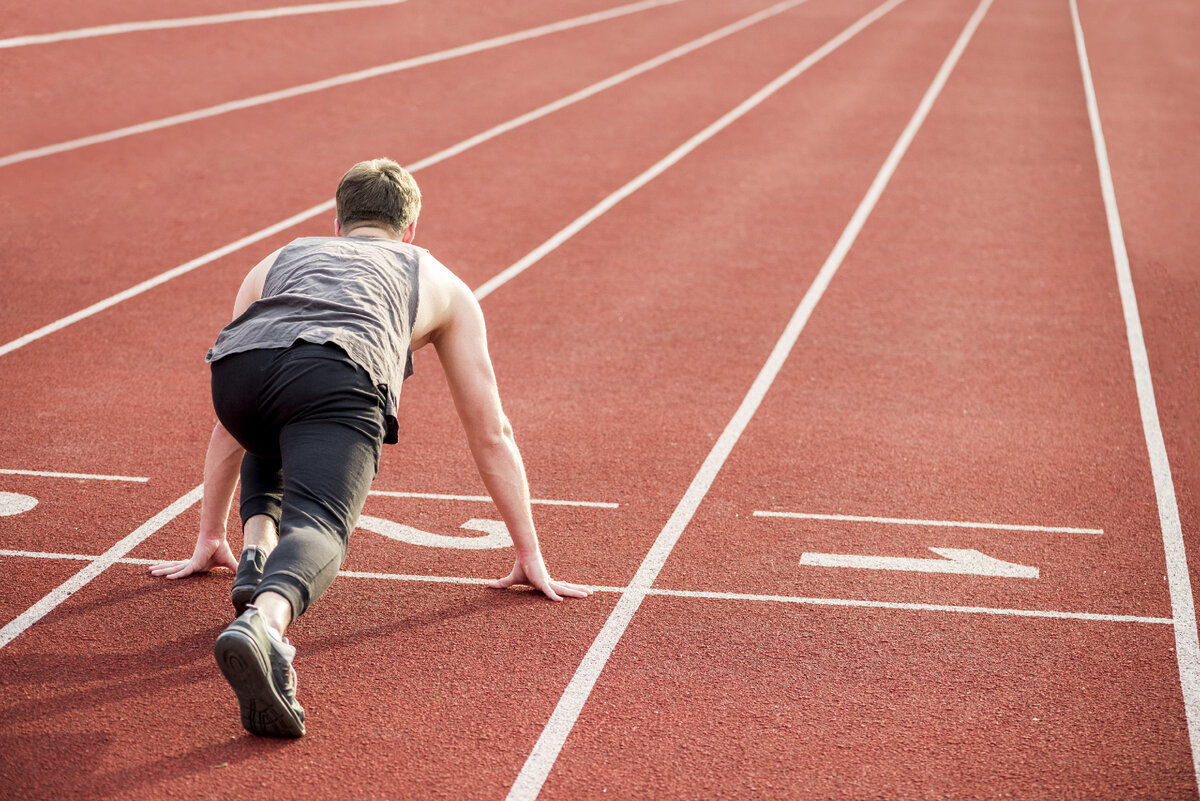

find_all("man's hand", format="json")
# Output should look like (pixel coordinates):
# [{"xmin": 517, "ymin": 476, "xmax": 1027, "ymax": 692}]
[
  {"xmin": 148, "ymin": 536, "xmax": 238, "ymax": 579},
  {"xmin": 490, "ymin": 552, "xmax": 592, "ymax": 601}
]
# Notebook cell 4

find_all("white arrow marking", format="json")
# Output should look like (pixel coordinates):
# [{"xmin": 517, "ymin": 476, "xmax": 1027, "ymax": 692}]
[
  {"xmin": 356, "ymin": 516, "xmax": 512, "ymax": 550},
  {"xmin": 800, "ymin": 547, "xmax": 1038, "ymax": 579}
]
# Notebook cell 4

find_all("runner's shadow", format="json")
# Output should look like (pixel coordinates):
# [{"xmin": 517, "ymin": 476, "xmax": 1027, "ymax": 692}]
[
  {"xmin": 0, "ymin": 623, "xmax": 226, "ymax": 729},
  {"xmin": 0, "ymin": 729, "xmax": 290, "ymax": 800},
  {"xmin": 298, "ymin": 585, "xmax": 536, "ymax": 658},
  {"xmin": 86, "ymin": 736, "xmax": 292, "ymax": 800}
]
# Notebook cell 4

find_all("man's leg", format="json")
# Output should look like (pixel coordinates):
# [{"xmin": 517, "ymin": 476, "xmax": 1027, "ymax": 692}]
[
  {"xmin": 232, "ymin": 454, "xmax": 284, "ymax": 616},
  {"xmin": 251, "ymin": 410, "xmax": 383, "ymax": 637},
  {"xmin": 214, "ymin": 343, "xmax": 384, "ymax": 737},
  {"xmin": 244, "ymin": 515, "xmax": 279, "ymax": 551}
]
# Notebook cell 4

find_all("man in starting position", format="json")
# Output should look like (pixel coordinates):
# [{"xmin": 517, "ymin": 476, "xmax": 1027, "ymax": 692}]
[{"xmin": 150, "ymin": 158, "xmax": 590, "ymax": 737}]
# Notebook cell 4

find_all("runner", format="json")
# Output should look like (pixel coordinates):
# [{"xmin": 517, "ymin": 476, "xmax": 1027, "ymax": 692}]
[{"xmin": 150, "ymin": 158, "xmax": 590, "ymax": 737}]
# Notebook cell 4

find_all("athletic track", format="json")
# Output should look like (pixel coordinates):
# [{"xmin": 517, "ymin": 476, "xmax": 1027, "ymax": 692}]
[{"xmin": 1, "ymin": 0, "xmax": 1198, "ymax": 798}]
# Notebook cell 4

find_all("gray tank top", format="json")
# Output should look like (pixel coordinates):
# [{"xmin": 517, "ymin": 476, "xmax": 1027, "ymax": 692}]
[{"xmin": 206, "ymin": 236, "xmax": 421, "ymax": 443}]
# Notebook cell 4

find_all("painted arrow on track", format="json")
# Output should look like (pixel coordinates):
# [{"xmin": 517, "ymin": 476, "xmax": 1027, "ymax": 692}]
[{"xmin": 800, "ymin": 547, "xmax": 1039, "ymax": 579}]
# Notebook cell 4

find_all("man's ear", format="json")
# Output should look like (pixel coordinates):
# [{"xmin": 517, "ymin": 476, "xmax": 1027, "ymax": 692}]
[
  {"xmin": 402, "ymin": 221, "xmax": 417, "ymax": 244},
  {"xmin": 334, "ymin": 217, "xmax": 343, "ymax": 236}
]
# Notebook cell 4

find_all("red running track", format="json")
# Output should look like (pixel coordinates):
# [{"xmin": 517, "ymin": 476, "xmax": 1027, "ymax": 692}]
[{"xmin": 0, "ymin": 0, "xmax": 1197, "ymax": 798}]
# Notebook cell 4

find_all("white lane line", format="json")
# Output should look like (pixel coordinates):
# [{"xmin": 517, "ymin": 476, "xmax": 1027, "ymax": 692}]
[
  {"xmin": 0, "ymin": 0, "xmax": 805, "ymax": 360},
  {"xmin": 0, "ymin": 485, "xmax": 202, "ymax": 650},
  {"xmin": 504, "ymin": 0, "xmax": 996, "ymax": 797},
  {"xmin": 0, "ymin": 0, "xmax": 685, "ymax": 168},
  {"xmin": 754, "ymin": 509, "xmax": 1103, "ymax": 534},
  {"xmin": 369, "ymin": 490, "xmax": 618, "ymax": 508},
  {"xmin": 0, "ymin": 549, "xmax": 97, "ymax": 562},
  {"xmin": 1070, "ymin": 0, "xmax": 1200, "ymax": 786},
  {"xmin": 0, "ymin": 468, "xmax": 150, "ymax": 483},
  {"xmin": 338, "ymin": 570, "xmax": 494, "ymax": 585},
  {"xmin": 0, "ymin": 0, "xmax": 409, "ymax": 49},
  {"xmin": 0, "ymin": 550, "xmax": 1172, "ymax": 625},
  {"xmin": 648, "ymin": 588, "xmax": 1174, "ymax": 625}
]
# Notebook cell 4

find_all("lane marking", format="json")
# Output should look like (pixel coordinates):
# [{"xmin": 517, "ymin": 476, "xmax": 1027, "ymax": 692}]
[
  {"xmin": 0, "ymin": 485, "xmax": 202, "ymax": 650},
  {"xmin": 0, "ymin": 0, "xmax": 685, "ymax": 168},
  {"xmin": 338, "ymin": 570, "xmax": 494, "ymax": 585},
  {"xmin": 0, "ymin": 0, "xmax": 808, "ymax": 359},
  {"xmin": 0, "ymin": 468, "xmax": 150, "ymax": 482},
  {"xmin": 369, "ymin": 490, "xmax": 618, "ymax": 508},
  {"xmin": 504, "ymin": 0, "xmax": 996, "ymax": 797},
  {"xmin": 0, "ymin": 493, "xmax": 39, "ymax": 517},
  {"xmin": 0, "ymin": 0, "xmax": 409, "ymax": 49},
  {"xmin": 755, "ymin": 509, "xmax": 1103, "ymax": 534},
  {"xmin": 648, "ymin": 588, "xmax": 1174, "ymax": 625},
  {"xmin": 0, "ymin": 550, "xmax": 1172, "ymax": 624},
  {"xmin": 0, "ymin": 549, "xmax": 96, "ymax": 561},
  {"xmin": 801, "ymin": 547, "xmax": 1039, "ymax": 578},
  {"xmin": 1070, "ymin": 0, "xmax": 1200, "ymax": 786}
]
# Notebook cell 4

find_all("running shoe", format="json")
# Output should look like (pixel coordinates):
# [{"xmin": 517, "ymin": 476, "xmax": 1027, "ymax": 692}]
[
  {"xmin": 214, "ymin": 607, "xmax": 306, "ymax": 737},
  {"xmin": 231, "ymin": 545, "xmax": 266, "ymax": 616}
]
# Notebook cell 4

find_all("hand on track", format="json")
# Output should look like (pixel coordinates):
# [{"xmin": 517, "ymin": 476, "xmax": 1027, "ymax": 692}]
[
  {"xmin": 490, "ymin": 553, "xmax": 592, "ymax": 602},
  {"xmin": 148, "ymin": 537, "xmax": 238, "ymax": 579}
]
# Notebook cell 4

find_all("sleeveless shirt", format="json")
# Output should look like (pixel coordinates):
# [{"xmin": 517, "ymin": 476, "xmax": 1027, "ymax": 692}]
[{"xmin": 205, "ymin": 236, "xmax": 421, "ymax": 444}]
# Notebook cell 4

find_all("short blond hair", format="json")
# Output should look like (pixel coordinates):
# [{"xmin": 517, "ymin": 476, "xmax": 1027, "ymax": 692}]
[{"xmin": 336, "ymin": 158, "xmax": 421, "ymax": 236}]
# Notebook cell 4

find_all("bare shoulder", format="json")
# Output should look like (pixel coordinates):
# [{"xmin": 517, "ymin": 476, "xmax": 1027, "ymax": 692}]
[
  {"xmin": 232, "ymin": 246, "xmax": 284, "ymax": 319},
  {"xmin": 411, "ymin": 251, "xmax": 478, "ymax": 350}
]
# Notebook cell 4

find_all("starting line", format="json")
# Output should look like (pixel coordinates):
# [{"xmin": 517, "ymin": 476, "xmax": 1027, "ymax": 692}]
[{"xmin": 0, "ymin": 548, "xmax": 1174, "ymax": 626}]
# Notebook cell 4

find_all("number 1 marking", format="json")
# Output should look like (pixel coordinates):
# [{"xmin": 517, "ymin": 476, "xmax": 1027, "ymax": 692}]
[{"xmin": 800, "ymin": 547, "xmax": 1038, "ymax": 579}]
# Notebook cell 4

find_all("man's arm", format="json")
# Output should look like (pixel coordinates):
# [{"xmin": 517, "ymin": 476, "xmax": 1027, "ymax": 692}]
[
  {"xmin": 149, "ymin": 248, "xmax": 279, "ymax": 578},
  {"xmin": 432, "ymin": 280, "xmax": 589, "ymax": 601},
  {"xmin": 149, "ymin": 422, "xmax": 243, "ymax": 577}
]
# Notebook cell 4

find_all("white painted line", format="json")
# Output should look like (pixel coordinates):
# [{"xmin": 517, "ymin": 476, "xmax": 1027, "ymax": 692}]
[
  {"xmin": 0, "ymin": 0, "xmax": 804, "ymax": 359},
  {"xmin": 0, "ymin": 549, "xmax": 1172, "ymax": 624},
  {"xmin": 0, "ymin": 0, "xmax": 685, "ymax": 168},
  {"xmin": 369, "ymin": 490, "xmax": 619, "ymax": 508},
  {"xmin": 337, "ymin": 570, "xmax": 495, "ymax": 585},
  {"xmin": 648, "ymin": 588, "xmax": 1175, "ymax": 626},
  {"xmin": 0, "ymin": 549, "xmax": 94, "ymax": 561},
  {"xmin": 0, "ymin": 485, "xmax": 202, "ymax": 650},
  {"xmin": 801, "ymin": 547, "xmax": 1039, "ymax": 578},
  {"xmin": 754, "ymin": 509, "xmax": 1103, "ymax": 534},
  {"xmin": 1070, "ymin": 0, "xmax": 1200, "ymax": 786},
  {"xmin": 0, "ymin": 0, "xmax": 409, "ymax": 49},
  {"xmin": 505, "ymin": 0, "xmax": 997, "ymax": 797},
  {"xmin": 0, "ymin": 468, "xmax": 150, "ymax": 482}
]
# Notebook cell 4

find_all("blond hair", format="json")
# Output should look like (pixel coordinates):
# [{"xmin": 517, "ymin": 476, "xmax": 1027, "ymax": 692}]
[{"xmin": 335, "ymin": 158, "xmax": 421, "ymax": 236}]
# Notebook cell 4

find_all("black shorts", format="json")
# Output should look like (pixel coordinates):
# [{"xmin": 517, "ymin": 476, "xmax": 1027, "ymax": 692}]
[{"xmin": 211, "ymin": 341, "xmax": 386, "ymax": 619}]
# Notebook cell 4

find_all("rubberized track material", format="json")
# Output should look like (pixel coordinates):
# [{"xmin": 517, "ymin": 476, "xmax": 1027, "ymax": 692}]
[{"xmin": 0, "ymin": 0, "xmax": 1197, "ymax": 798}]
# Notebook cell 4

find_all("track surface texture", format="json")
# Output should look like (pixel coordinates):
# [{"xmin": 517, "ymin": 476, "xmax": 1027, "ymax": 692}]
[{"xmin": 0, "ymin": 0, "xmax": 1197, "ymax": 799}]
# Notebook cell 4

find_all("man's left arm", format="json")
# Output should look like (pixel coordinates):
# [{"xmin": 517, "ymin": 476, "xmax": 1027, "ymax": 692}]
[
  {"xmin": 148, "ymin": 248, "xmax": 279, "ymax": 579},
  {"xmin": 149, "ymin": 422, "xmax": 243, "ymax": 577}
]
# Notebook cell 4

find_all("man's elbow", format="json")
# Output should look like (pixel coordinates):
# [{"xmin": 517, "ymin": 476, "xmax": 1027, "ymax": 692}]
[{"xmin": 467, "ymin": 413, "xmax": 514, "ymax": 449}]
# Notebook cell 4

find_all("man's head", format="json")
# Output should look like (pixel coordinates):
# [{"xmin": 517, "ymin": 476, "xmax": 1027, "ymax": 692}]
[{"xmin": 335, "ymin": 158, "xmax": 422, "ymax": 241}]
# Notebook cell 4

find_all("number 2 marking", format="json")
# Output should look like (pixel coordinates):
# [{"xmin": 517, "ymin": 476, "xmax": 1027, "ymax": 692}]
[{"xmin": 357, "ymin": 515, "xmax": 512, "ymax": 550}]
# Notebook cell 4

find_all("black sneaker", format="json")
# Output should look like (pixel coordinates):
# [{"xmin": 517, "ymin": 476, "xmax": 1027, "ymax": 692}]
[
  {"xmin": 231, "ymin": 546, "xmax": 266, "ymax": 616},
  {"xmin": 214, "ymin": 607, "xmax": 306, "ymax": 737}
]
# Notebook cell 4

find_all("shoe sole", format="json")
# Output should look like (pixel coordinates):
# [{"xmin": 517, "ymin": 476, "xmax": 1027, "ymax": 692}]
[
  {"xmin": 230, "ymin": 584, "xmax": 256, "ymax": 617},
  {"xmin": 214, "ymin": 629, "xmax": 305, "ymax": 738}
]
